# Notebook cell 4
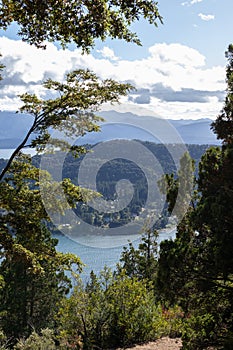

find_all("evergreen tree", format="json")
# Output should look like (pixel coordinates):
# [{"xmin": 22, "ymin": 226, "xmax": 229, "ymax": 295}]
[
  {"xmin": 157, "ymin": 45, "xmax": 233, "ymax": 349},
  {"xmin": 212, "ymin": 44, "xmax": 233, "ymax": 144},
  {"xmin": 119, "ymin": 227, "xmax": 159, "ymax": 283}
]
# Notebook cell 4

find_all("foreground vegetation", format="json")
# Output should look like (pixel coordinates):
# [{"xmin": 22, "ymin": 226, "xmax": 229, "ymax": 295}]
[{"xmin": 1, "ymin": 1, "xmax": 233, "ymax": 349}]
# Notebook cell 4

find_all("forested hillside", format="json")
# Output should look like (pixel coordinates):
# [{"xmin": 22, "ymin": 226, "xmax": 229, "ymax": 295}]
[{"xmin": 0, "ymin": 143, "xmax": 209, "ymax": 232}]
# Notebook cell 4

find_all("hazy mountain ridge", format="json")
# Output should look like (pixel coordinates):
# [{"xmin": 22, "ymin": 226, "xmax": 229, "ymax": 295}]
[{"xmin": 0, "ymin": 110, "xmax": 220, "ymax": 148}]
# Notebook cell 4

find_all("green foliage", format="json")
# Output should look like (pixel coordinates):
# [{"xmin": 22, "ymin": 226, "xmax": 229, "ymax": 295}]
[
  {"xmin": 156, "ymin": 45, "xmax": 233, "ymax": 349},
  {"xmin": 212, "ymin": 44, "xmax": 233, "ymax": 144},
  {"xmin": 180, "ymin": 286, "xmax": 233, "ymax": 350},
  {"xmin": 159, "ymin": 305, "xmax": 184, "ymax": 339},
  {"xmin": 105, "ymin": 272, "xmax": 161, "ymax": 347},
  {"xmin": 182, "ymin": 313, "xmax": 217, "ymax": 350},
  {"xmin": 0, "ymin": 69, "xmax": 133, "ymax": 181},
  {"xmin": 0, "ymin": 2, "xmax": 165, "ymax": 347},
  {"xmin": 119, "ymin": 227, "xmax": 159, "ymax": 283},
  {"xmin": 0, "ymin": 330, "xmax": 7, "ymax": 350},
  {"xmin": 0, "ymin": 0, "xmax": 162, "ymax": 51},
  {"xmin": 57, "ymin": 275, "xmax": 111, "ymax": 349},
  {"xmin": 14, "ymin": 329, "xmax": 57, "ymax": 350},
  {"xmin": 158, "ymin": 151, "xmax": 195, "ymax": 221},
  {"xmin": 57, "ymin": 269, "xmax": 180, "ymax": 349},
  {"xmin": 196, "ymin": 145, "xmax": 233, "ymax": 282},
  {"xmin": 0, "ymin": 156, "xmax": 83, "ymax": 341}
]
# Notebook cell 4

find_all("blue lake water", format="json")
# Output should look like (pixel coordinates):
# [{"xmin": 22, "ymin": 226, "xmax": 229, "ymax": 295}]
[{"xmin": 55, "ymin": 228, "xmax": 176, "ymax": 282}]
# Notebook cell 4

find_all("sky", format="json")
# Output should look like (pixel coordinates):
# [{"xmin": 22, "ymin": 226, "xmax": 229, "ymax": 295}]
[{"xmin": 0, "ymin": 0, "xmax": 232, "ymax": 120}]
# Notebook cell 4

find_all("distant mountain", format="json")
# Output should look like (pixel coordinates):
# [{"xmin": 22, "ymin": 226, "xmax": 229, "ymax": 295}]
[
  {"xmin": 0, "ymin": 110, "xmax": 220, "ymax": 149},
  {"xmin": 0, "ymin": 111, "xmax": 35, "ymax": 148},
  {"xmin": 168, "ymin": 119, "xmax": 219, "ymax": 145},
  {"xmin": 99, "ymin": 111, "xmax": 220, "ymax": 145}
]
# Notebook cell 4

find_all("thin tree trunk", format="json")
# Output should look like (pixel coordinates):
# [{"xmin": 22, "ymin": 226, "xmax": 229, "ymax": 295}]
[{"xmin": 0, "ymin": 118, "xmax": 36, "ymax": 181}]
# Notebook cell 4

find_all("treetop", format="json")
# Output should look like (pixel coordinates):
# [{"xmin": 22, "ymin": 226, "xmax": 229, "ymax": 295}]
[{"xmin": 0, "ymin": 0, "xmax": 162, "ymax": 51}]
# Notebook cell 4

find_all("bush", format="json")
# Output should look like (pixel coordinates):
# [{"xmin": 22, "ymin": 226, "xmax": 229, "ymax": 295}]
[
  {"xmin": 57, "ymin": 271, "xmax": 185, "ymax": 349},
  {"xmin": 181, "ymin": 313, "xmax": 219, "ymax": 350},
  {"xmin": 14, "ymin": 329, "xmax": 57, "ymax": 350}
]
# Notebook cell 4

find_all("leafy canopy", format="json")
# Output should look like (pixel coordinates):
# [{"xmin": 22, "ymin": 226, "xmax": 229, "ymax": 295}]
[
  {"xmin": 0, "ymin": 0, "xmax": 162, "ymax": 50},
  {"xmin": 0, "ymin": 70, "xmax": 133, "ymax": 181}
]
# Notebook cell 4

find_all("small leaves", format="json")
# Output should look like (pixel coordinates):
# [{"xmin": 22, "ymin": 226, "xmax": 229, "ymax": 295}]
[
  {"xmin": 0, "ymin": 69, "xmax": 133, "ymax": 181},
  {"xmin": 0, "ymin": 1, "xmax": 162, "ymax": 50},
  {"xmin": 19, "ymin": 69, "xmax": 132, "ymax": 153},
  {"xmin": 62, "ymin": 177, "xmax": 100, "ymax": 207},
  {"xmin": 0, "ymin": 156, "xmax": 84, "ymax": 339}
]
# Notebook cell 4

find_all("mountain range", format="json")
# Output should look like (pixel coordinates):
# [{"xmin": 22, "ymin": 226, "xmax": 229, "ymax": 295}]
[{"xmin": 0, "ymin": 110, "xmax": 221, "ymax": 149}]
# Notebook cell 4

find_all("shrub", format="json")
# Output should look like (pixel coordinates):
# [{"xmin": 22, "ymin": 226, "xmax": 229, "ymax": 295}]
[{"xmin": 14, "ymin": 329, "xmax": 57, "ymax": 350}]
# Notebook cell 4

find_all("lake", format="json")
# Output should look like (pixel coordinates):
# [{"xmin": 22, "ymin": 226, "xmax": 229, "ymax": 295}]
[{"xmin": 55, "ymin": 227, "xmax": 176, "ymax": 282}]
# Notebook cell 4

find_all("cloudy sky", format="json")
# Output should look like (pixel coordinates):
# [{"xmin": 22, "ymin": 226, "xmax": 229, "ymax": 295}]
[{"xmin": 0, "ymin": 0, "xmax": 232, "ymax": 120}]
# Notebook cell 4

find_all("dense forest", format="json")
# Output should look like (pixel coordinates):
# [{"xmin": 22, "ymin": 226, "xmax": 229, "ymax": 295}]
[
  {"xmin": 0, "ymin": 143, "xmax": 209, "ymax": 233},
  {"xmin": 1, "ymin": 1, "xmax": 233, "ymax": 349},
  {"xmin": 33, "ymin": 142, "xmax": 209, "ymax": 231}
]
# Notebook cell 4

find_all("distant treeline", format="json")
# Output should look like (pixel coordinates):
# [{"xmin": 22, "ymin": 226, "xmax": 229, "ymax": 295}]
[{"xmin": 0, "ymin": 142, "xmax": 210, "ymax": 230}]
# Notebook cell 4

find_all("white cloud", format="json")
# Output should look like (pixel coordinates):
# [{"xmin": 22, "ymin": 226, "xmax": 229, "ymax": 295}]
[
  {"xmin": 97, "ymin": 47, "xmax": 119, "ymax": 61},
  {"xmin": 198, "ymin": 13, "xmax": 215, "ymax": 21},
  {"xmin": 191, "ymin": 0, "xmax": 203, "ymax": 4},
  {"xmin": 0, "ymin": 37, "xmax": 225, "ymax": 120},
  {"xmin": 181, "ymin": 0, "xmax": 203, "ymax": 6}
]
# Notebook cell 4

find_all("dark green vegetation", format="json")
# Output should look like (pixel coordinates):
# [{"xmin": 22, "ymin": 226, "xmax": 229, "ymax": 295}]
[
  {"xmin": 74, "ymin": 142, "xmax": 206, "ymax": 230},
  {"xmin": 1, "ymin": 1, "xmax": 233, "ymax": 348},
  {"xmin": 1, "ymin": 143, "xmax": 208, "ymax": 233},
  {"xmin": 157, "ymin": 45, "xmax": 233, "ymax": 350},
  {"xmin": 32, "ymin": 142, "xmax": 208, "ymax": 231}
]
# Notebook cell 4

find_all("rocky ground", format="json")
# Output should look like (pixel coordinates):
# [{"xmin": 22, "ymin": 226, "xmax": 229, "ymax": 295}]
[{"xmin": 118, "ymin": 337, "xmax": 182, "ymax": 350}]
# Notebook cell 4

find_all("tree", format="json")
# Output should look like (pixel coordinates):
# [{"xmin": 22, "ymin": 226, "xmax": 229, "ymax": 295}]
[
  {"xmin": 158, "ymin": 151, "xmax": 195, "ymax": 222},
  {"xmin": 0, "ymin": 1, "xmax": 163, "ymax": 180},
  {"xmin": 105, "ymin": 271, "xmax": 160, "ymax": 348},
  {"xmin": 0, "ymin": 54, "xmax": 4, "ymax": 80},
  {"xmin": 0, "ymin": 70, "xmax": 132, "ymax": 181},
  {"xmin": 189, "ymin": 47, "xmax": 233, "ymax": 294},
  {"xmin": 0, "ymin": 156, "xmax": 85, "ymax": 342},
  {"xmin": 0, "ymin": 0, "xmax": 163, "ymax": 344},
  {"xmin": 157, "ymin": 45, "xmax": 233, "ymax": 349},
  {"xmin": 212, "ymin": 44, "xmax": 233, "ymax": 144},
  {"xmin": 157, "ymin": 145, "xmax": 233, "ymax": 348},
  {"xmin": 119, "ymin": 227, "xmax": 159, "ymax": 284},
  {"xmin": 57, "ymin": 272, "xmax": 113, "ymax": 350},
  {"xmin": 0, "ymin": 1, "xmax": 162, "ymax": 51}
]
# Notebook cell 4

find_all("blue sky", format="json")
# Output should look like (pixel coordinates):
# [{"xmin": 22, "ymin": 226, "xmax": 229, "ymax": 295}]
[
  {"xmin": 0, "ymin": 0, "xmax": 232, "ymax": 119},
  {"xmin": 93, "ymin": 0, "xmax": 232, "ymax": 67}
]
